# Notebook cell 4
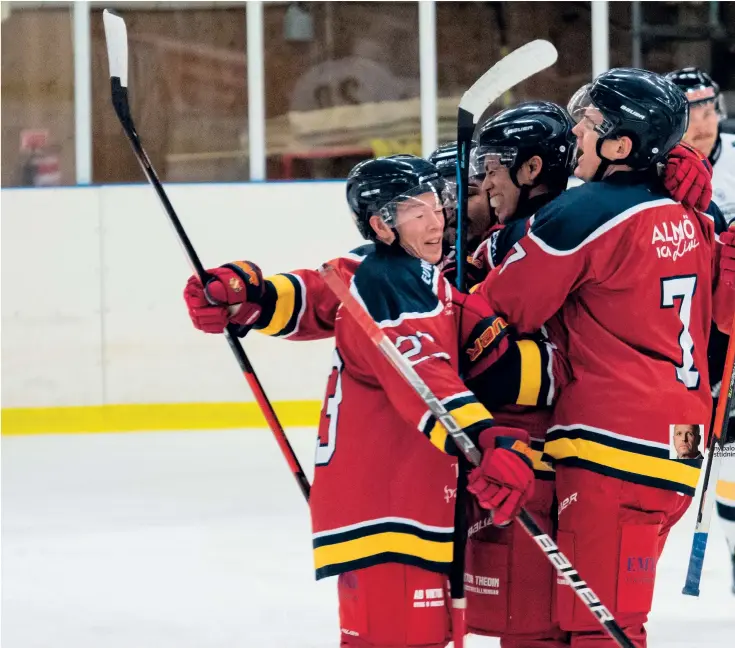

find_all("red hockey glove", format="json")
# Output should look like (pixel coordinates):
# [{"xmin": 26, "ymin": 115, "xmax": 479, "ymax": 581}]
[
  {"xmin": 720, "ymin": 229, "xmax": 735, "ymax": 288},
  {"xmin": 183, "ymin": 261, "xmax": 265, "ymax": 334},
  {"xmin": 663, "ymin": 142, "xmax": 713, "ymax": 211},
  {"xmin": 467, "ymin": 426, "xmax": 535, "ymax": 527}
]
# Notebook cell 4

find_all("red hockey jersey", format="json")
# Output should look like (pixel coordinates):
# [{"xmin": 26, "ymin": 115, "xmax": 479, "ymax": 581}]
[
  {"xmin": 248, "ymin": 242, "xmax": 560, "ymax": 578},
  {"xmin": 478, "ymin": 171, "xmax": 724, "ymax": 496}
]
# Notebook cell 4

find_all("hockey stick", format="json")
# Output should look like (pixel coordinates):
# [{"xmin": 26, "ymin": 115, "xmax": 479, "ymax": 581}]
[
  {"xmin": 102, "ymin": 9, "xmax": 311, "ymax": 502},
  {"xmin": 449, "ymin": 39, "xmax": 559, "ymax": 646},
  {"xmin": 682, "ymin": 309, "xmax": 735, "ymax": 596},
  {"xmin": 318, "ymin": 263, "xmax": 635, "ymax": 648},
  {"xmin": 454, "ymin": 39, "xmax": 558, "ymax": 293}
]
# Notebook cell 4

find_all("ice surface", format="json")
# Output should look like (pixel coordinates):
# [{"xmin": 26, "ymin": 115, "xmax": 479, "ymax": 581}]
[{"xmin": 2, "ymin": 428, "xmax": 734, "ymax": 647}]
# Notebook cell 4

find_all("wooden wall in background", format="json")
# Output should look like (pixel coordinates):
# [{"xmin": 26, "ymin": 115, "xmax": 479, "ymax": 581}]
[
  {"xmin": 2, "ymin": 2, "xmax": 733, "ymax": 186},
  {"xmin": 1, "ymin": 9, "xmax": 75, "ymax": 187}
]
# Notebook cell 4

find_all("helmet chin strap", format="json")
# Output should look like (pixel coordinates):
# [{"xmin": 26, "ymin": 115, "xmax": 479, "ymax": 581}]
[
  {"xmin": 509, "ymin": 165, "xmax": 534, "ymax": 212},
  {"xmin": 592, "ymin": 137, "xmax": 613, "ymax": 182}
]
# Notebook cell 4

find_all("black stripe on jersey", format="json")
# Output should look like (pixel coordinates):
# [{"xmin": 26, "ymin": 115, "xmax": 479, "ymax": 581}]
[
  {"xmin": 716, "ymin": 501, "xmax": 735, "ymax": 522},
  {"xmin": 254, "ymin": 279, "xmax": 279, "ymax": 330},
  {"xmin": 465, "ymin": 336, "xmax": 553, "ymax": 410},
  {"xmin": 465, "ymin": 344, "xmax": 522, "ymax": 410},
  {"xmin": 419, "ymin": 393, "xmax": 479, "ymax": 438},
  {"xmin": 352, "ymin": 247, "xmax": 441, "ymax": 328},
  {"xmin": 533, "ymin": 470, "xmax": 556, "ymax": 482},
  {"xmin": 529, "ymin": 437, "xmax": 555, "ymax": 480},
  {"xmin": 537, "ymin": 341, "xmax": 554, "ymax": 407},
  {"xmin": 544, "ymin": 426, "xmax": 671, "ymax": 459},
  {"xmin": 253, "ymin": 273, "xmax": 304, "ymax": 337},
  {"xmin": 552, "ymin": 456, "xmax": 697, "ymax": 497},
  {"xmin": 315, "ymin": 553, "xmax": 451, "ymax": 580},
  {"xmin": 313, "ymin": 520, "xmax": 453, "ymax": 549},
  {"xmin": 543, "ymin": 425, "xmax": 701, "ymax": 495}
]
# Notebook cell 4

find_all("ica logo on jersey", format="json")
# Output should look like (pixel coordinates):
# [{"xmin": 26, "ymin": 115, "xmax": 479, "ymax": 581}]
[{"xmin": 652, "ymin": 215, "xmax": 699, "ymax": 261}]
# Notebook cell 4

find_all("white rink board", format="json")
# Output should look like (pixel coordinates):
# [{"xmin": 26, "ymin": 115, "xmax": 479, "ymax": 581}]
[
  {"xmin": 1, "ymin": 188, "xmax": 105, "ymax": 408},
  {"xmin": 3, "ymin": 429, "xmax": 735, "ymax": 647},
  {"xmin": 1, "ymin": 183, "xmax": 364, "ymax": 408}
]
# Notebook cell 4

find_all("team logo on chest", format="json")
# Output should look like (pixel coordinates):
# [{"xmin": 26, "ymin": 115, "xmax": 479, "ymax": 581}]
[{"xmin": 652, "ymin": 214, "xmax": 699, "ymax": 261}]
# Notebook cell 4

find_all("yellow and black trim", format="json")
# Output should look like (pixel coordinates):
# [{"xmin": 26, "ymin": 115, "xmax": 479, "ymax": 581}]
[
  {"xmin": 419, "ymin": 393, "xmax": 493, "ymax": 454},
  {"xmin": 543, "ymin": 426, "xmax": 701, "ymax": 495},
  {"xmin": 529, "ymin": 437, "xmax": 555, "ymax": 481},
  {"xmin": 254, "ymin": 273, "xmax": 305, "ymax": 337},
  {"xmin": 716, "ymin": 478, "xmax": 735, "ymax": 522},
  {"xmin": 313, "ymin": 519, "xmax": 455, "ymax": 580},
  {"xmin": 466, "ymin": 336, "xmax": 554, "ymax": 411}
]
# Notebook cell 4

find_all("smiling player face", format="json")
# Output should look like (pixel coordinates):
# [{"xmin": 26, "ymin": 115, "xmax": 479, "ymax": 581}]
[{"xmin": 393, "ymin": 192, "xmax": 446, "ymax": 264}]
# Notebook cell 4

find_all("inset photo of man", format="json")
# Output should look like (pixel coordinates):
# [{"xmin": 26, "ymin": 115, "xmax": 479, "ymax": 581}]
[{"xmin": 670, "ymin": 423, "xmax": 705, "ymax": 460}]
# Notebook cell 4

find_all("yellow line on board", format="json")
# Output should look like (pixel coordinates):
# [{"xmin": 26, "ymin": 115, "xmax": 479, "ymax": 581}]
[{"xmin": 0, "ymin": 401, "xmax": 323, "ymax": 435}]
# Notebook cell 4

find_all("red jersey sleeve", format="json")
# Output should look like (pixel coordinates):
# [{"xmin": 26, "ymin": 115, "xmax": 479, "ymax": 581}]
[
  {"xmin": 712, "ymin": 231, "xmax": 735, "ymax": 334},
  {"xmin": 253, "ymin": 246, "xmax": 371, "ymax": 340}
]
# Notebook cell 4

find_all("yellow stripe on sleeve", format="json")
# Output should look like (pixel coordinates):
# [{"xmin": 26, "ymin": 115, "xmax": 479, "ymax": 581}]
[
  {"xmin": 516, "ymin": 339, "xmax": 542, "ymax": 406},
  {"xmin": 427, "ymin": 421, "xmax": 448, "ymax": 452},
  {"xmin": 545, "ymin": 437, "xmax": 701, "ymax": 490},
  {"xmin": 716, "ymin": 479, "xmax": 735, "ymax": 504},
  {"xmin": 451, "ymin": 401, "xmax": 493, "ymax": 429},
  {"xmin": 258, "ymin": 274, "xmax": 297, "ymax": 336}
]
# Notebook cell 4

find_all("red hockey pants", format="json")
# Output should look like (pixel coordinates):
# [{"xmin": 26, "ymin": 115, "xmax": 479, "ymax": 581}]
[
  {"xmin": 554, "ymin": 467, "xmax": 691, "ymax": 647},
  {"xmin": 337, "ymin": 563, "xmax": 451, "ymax": 648}
]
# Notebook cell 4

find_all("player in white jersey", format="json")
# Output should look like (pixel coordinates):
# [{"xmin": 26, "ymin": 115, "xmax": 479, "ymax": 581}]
[
  {"xmin": 668, "ymin": 66, "xmax": 735, "ymax": 593},
  {"xmin": 667, "ymin": 67, "xmax": 735, "ymax": 223}
]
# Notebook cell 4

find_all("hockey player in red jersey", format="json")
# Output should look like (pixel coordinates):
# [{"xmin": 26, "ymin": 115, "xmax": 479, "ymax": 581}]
[
  {"xmin": 183, "ymin": 155, "xmax": 550, "ymax": 647},
  {"xmin": 474, "ymin": 68, "xmax": 730, "ymax": 647}
]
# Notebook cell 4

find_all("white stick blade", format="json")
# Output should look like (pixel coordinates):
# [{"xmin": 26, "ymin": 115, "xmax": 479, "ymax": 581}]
[
  {"xmin": 461, "ymin": 39, "xmax": 559, "ymax": 119},
  {"xmin": 103, "ymin": 9, "xmax": 129, "ymax": 87}
]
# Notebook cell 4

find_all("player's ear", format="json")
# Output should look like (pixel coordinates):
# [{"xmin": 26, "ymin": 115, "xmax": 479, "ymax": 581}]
[
  {"xmin": 524, "ymin": 155, "xmax": 544, "ymax": 183},
  {"xmin": 605, "ymin": 135, "xmax": 634, "ymax": 161},
  {"xmin": 369, "ymin": 214, "xmax": 395, "ymax": 244}
]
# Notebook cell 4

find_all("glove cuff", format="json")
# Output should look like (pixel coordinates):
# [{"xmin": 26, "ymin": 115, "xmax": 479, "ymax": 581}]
[
  {"xmin": 478, "ymin": 425, "xmax": 529, "ymax": 451},
  {"xmin": 494, "ymin": 436, "xmax": 535, "ymax": 471}
]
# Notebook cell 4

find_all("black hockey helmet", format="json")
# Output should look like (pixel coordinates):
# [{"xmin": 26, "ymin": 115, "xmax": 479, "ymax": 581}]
[
  {"xmin": 427, "ymin": 140, "xmax": 480, "ymax": 208},
  {"xmin": 346, "ymin": 154, "xmax": 447, "ymax": 240},
  {"xmin": 568, "ymin": 67, "xmax": 688, "ymax": 171},
  {"xmin": 473, "ymin": 101, "xmax": 576, "ymax": 189},
  {"xmin": 428, "ymin": 140, "xmax": 480, "ymax": 178},
  {"xmin": 666, "ymin": 67, "xmax": 726, "ymax": 117},
  {"xmin": 428, "ymin": 141, "xmax": 459, "ymax": 180}
]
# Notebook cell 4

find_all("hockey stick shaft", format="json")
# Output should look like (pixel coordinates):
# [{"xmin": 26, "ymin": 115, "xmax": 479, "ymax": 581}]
[
  {"xmin": 102, "ymin": 10, "xmax": 310, "ymax": 502},
  {"xmin": 318, "ymin": 263, "xmax": 634, "ymax": 648},
  {"xmin": 451, "ymin": 40, "xmax": 559, "ymax": 643},
  {"xmin": 454, "ymin": 109, "xmax": 474, "ymax": 295},
  {"xmin": 682, "ymin": 309, "xmax": 735, "ymax": 596}
]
